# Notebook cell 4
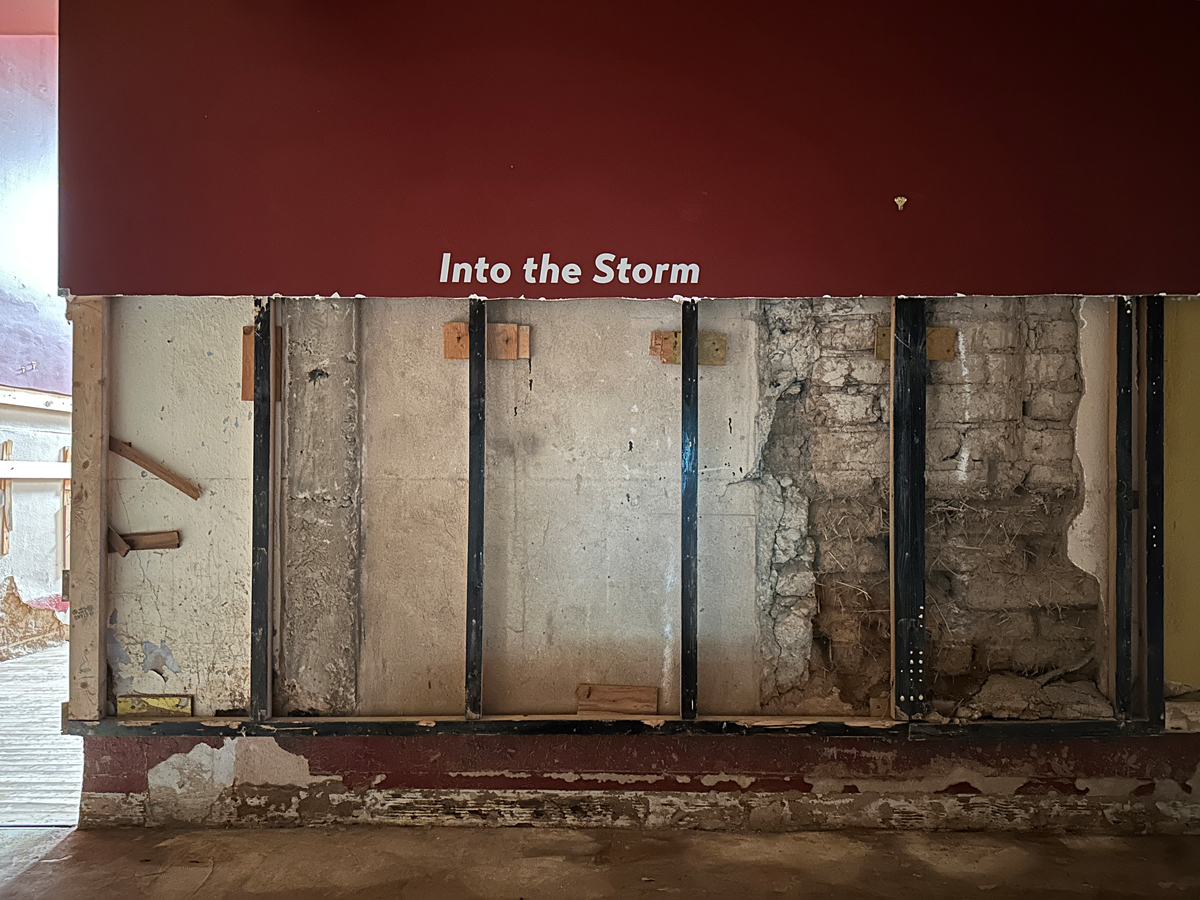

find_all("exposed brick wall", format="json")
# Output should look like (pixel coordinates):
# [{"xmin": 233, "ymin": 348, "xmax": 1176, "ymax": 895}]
[{"xmin": 756, "ymin": 296, "xmax": 1107, "ymax": 719}]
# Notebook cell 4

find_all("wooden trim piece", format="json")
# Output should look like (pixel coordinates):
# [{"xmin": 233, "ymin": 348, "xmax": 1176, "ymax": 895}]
[
  {"xmin": 0, "ymin": 387, "xmax": 72, "ymax": 413},
  {"xmin": 0, "ymin": 460, "xmax": 73, "ymax": 479},
  {"xmin": 241, "ymin": 325, "xmax": 255, "ymax": 401},
  {"xmin": 65, "ymin": 295, "xmax": 109, "ymax": 720},
  {"xmin": 108, "ymin": 437, "xmax": 202, "ymax": 500}
]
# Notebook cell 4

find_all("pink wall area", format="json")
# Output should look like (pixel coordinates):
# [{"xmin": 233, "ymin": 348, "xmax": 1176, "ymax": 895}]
[{"xmin": 59, "ymin": 2, "xmax": 1200, "ymax": 299}]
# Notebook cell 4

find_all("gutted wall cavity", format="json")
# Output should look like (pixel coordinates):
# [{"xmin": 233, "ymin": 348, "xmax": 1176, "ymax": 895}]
[
  {"xmin": 756, "ymin": 298, "xmax": 892, "ymax": 716},
  {"xmin": 924, "ymin": 297, "xmax": 1110, "ymax": 721}
]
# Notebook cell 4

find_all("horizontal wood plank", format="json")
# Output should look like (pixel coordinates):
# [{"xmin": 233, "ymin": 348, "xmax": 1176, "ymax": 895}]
[{"xmin": 576, "ymin": 683, "xmax": 659, "ymax": 715}]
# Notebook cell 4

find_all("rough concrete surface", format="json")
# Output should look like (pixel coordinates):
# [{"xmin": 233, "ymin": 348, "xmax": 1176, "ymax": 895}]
[
  {"xmin": 6, "ymin": 827, "xmax": 1200, "ymax": 899},
  {"xmin": 279, "ymin": 299, "xmax": 361, "ymax": 716}
]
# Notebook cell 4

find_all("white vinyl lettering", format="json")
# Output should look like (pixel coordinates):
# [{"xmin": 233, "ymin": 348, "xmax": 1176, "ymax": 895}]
[
  {"xmin": 441, "ymin": 253, "xmax": 698, "ymax": 288},
  {"xmin": 593, "ymin": 253, "xmax": 616, "ymax": 283},
  {"xmin": 670, "ymin": 263, "xmax": 700, "ymax": 284}
]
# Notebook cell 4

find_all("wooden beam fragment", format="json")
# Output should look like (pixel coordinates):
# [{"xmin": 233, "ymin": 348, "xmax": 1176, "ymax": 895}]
[
  {"xmin": 118, "ymin": 530, "xmax": 181, "ymax": 552},
  {"xmin": 107, "ymin": 526, "xmax": 130, "ymax": 557},
  {"xmin": 576, "ymin": 683, "xmax": 659, "ymax": 715},
  {"xmin": 108, "ymin": 437, "xmax": 202, "ymax": 500},
  {"xmin": 443, "ymin": 322, "xmax": 531, "ymax": 360},
  {"xmin": 875, "ymin": 326, "xmax": 957, "ymax": 361}
]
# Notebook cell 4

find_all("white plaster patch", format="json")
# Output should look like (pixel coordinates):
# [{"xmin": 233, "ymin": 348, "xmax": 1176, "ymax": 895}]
[
  {"xmin": 232, "ymin": 737, "xmax": 338, "ymax": 787},
  {"xmin": 146, "ymin": 739, "xmax": 236, "ymax": 823}
]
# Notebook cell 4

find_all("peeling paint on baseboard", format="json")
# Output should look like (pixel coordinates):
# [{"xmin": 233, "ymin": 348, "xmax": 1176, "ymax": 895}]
[{"xmin": 80, "ymin": 785, "xmax": 1200, "ymax": 834}]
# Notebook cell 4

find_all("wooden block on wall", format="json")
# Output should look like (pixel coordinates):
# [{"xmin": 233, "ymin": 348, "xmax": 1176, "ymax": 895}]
[
  {"xmin": 649, "ymin": 331, "xmax": 727, "ymax": 366},
  {"xmin": 874, "ymin": 326, "xmax": 957, "ymax": 361},
  {"xmin": 443, "ymin": 322, "xmax": 531, "ymax": 360},
  {"xmin": 575, "ymin": 683, "xmax": 659, "ymax": 715},
  {"xmin": 242, "ymin": 324, "xmax": 283, "ymax": 400}
]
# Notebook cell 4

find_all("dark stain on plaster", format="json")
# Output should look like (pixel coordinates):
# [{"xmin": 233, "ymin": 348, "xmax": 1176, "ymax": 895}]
[
  {"xmin": 307, "ymin": 367, "xmax": 330, "ymax": 383},
  {"xmin": 937, "ymin": 781, "xmax": 983, "ymax": 795}
]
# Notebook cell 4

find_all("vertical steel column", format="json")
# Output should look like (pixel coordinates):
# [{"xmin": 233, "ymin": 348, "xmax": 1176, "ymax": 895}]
[
  {"xmin": 1144, "ymin": 295, "xmax": 1165, "ymax": 728},
  {"xmin": 465, "ymin": 297, "xmax": 486, "ymax": 718},
  {"xmin": 250, "ymin": 298, "xmax": 272, "ymax": 721},
  {"xmin": 681, "ymin": 300, "xmax": 699, "ymax": 720},
  {"xmin": 1115, "ymin": 296, "xmax": 1134, "ymax": 720},
  {"xmin": 892, "ymin": 297, "xmax": 927, "ymax": 720}
]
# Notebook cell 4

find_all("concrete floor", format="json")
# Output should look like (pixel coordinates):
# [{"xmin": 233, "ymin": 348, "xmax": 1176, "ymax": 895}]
[{"xmin": 2, "ymin": 827, "xmax": 1199, "ymax": 898}]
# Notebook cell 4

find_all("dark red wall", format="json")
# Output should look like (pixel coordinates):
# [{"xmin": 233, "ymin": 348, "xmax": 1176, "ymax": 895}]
[{"xmin": 60, "ymin": 2, "xmax": 1200, "ymax": 298}]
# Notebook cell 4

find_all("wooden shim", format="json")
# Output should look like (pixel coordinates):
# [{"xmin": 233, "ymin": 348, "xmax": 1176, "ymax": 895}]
[
  {"xmin": 875, "ymin": 326, "xmax": 957, "ymax": 361},
  {"xmin": 242, "ymin": 325, "xmax": 283, "ymax": 400},
  {"xmin": 576, "ymin": 683, "xmax": 659, "ymax": 715},
  {"xmin": 117, "ymin": 694, "xmax": 193, "ymax": 717},
  {"xmin": 242, "ymin": 325, "xmax": 255, "ymax": 401},
  {"xmin": 108, "ymin": 437, "xmax": 202, "ymax": 500},
  {"xmin": 107, "ymin": 526, "xmax": 130, "ymax": 557},
  {"xmin": 120, "ymin": 531, "xmax": 181, "ymax": 551},
  {"xmin": 65, "ymin": 295, "xmax": 108, "ymax": 720},
  {"xmin": 649, "ymin": 330, "xmax": 727, "ymax": 366},
  {"xmin": 443, "ymin": 322, "xmax": 531, "ymax": 360}
]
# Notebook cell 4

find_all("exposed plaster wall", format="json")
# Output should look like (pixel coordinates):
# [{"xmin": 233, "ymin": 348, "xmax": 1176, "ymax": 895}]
[
  {"xmin": 357, "ymin": 297, "xmax": 468, "ymax": 715},
  {"xmin": 106, "ymin": 297, "xmax": 253, "ymax": 715}
]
